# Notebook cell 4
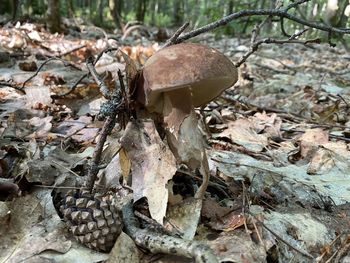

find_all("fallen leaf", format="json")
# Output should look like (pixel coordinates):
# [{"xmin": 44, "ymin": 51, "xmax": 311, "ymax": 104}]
[
  {"xmin": 220, "ymin": 118, "xmax": 268, "ymax": 152},
  {"xmin": 120, "ymin": 120, "xmax": 177, "ymax": 224},
  {"xmin": 107, "ymin": 232, "xmax": 140, "ymax": 263},
  {"xmin": 252, "ymin": 112, "xmax": 282, "ymax": 138},
  {"xmin": 299, "ymin": 128, "xmax": 329, "ymax": 158},
  {"xmin": 166, "ymin": 197, "xmax": 202, "ymax": 240}
]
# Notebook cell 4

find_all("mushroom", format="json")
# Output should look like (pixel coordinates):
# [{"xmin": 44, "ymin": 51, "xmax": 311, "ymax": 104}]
[
  {"xmin": 136, "ymin": 43, "xmax": 238, "ymax": 198},
  {"xmin": 137, "ymin": 43, "xmax": 238, "ymax": 114}
]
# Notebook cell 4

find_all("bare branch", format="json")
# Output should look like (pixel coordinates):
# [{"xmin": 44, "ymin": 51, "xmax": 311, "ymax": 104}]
[
  {"xmin": 84, "ymin": 72, "xmax": 125, "ymax": 192},
  {"xmin": 51, "ymin": 73, "xmax": 88, "ymax": 99},
  {"xmin": 235, "ymin": 29, "xmax": 313, "ymax": 67},
  {"xmin": 285, "ymin": 0, "xmax": 311, "ymax": 11},
  {"xmin": 0, "ymin": 81, "xmax": 26, "ymax": 93},
  {"xmin": 58, "ymin": 44, "xmax": 86, "ymax": 57},
  {"xmin": 86, "ymin": 57, "xmax": 111, "ymax": 98},
  {"xmin": 162, "ymin": 22, "xmax": 190, "ymax": 49},
  {"xmin": 175, "ymin": 8, "xmax": 350, "ymax": 44},
  {"xmin": 122, "ymin": 201, "xmax": 219, "ymax": 263},
  {"xmin": 249, "ymin": 212, "xmax": 314, "ymax": 259},
  {"xmin": 52, "ymin": 48, "xmax": 119, "ymax": 99},
  {"xmin": 20, "ymin": 57, "xmax": 81, "ymax": 90}
]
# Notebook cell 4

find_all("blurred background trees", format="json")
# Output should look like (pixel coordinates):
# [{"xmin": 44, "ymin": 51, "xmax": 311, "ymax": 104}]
[{"xmin": 0, "ymin": 0, "xmax": 349, "ymax": 41}]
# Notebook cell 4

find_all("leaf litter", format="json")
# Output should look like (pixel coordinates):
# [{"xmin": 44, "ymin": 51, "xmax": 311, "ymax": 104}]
[{"xmin": 0, "ymin": 21, "xmax": 350, "ymax": 263}]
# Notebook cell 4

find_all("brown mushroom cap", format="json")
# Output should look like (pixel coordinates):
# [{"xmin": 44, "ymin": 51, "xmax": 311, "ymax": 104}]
[{"xmin": 137, "ymin": 43, "xmax": 238, "ymax": 113}]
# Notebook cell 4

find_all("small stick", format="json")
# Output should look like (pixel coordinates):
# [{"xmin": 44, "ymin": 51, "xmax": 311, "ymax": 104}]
[
  {"xmin": 235, "ymin": 28, "xmax": 310, "ymax": 67},
  {"xmin": 315, "ymin": 233, "xmax": 342, "ymax": 262},
  {"xmin": 122, "ymin": 200, "xmax": 219, "ymax": 263},
  {"xmin": 250, "ymin": 213, "xmax": 314, "ymax": 259},
  {"xmin": 20, "ymin": 57, "xmax": 81, "ymax": 90},
  {"xmin": 86, "ymin": 57, "xmax": 110, "ymax": 98},
  {"xmin": 0, "ymin": 81, "xmax": 26, "ymax": 93},
  {"xmin": 162, "ymin": 22, "xmax": 190, "ymax": 49},
  {"xmin": 175, "ymin": 8, "xmax": 350, "ymax": 44},
  {"xmin": 51, "ymin": 73, "xmax": 88, "ymax": 99},
  {"xmin": 84, "ymin": 69, "xmax": 125, "ymax": 192},
  {"xmin": 58, "ymin": 44, "xmax": 86, "ymax": 57},
  {"xmin": 84, "ymin": 113, "xmax": 118, "ymax": 192},
  {"xmin": 52, "ymin": 48, "xmax": 119, "ymax": 99}
]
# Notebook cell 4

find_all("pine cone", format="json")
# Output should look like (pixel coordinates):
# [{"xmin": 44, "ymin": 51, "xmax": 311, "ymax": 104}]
[{"xmin": 59, "ymin": 190, "xmax": 123, "ymax": 252}]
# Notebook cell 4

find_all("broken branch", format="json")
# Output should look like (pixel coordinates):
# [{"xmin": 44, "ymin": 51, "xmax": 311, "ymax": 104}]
[
  {"xmin": 122, "ymin": 200, "xmax": 219, "ymax": 263},
  {"xmin": 175, "ymin": 7, "xmax": 350, "ymax": 44}
]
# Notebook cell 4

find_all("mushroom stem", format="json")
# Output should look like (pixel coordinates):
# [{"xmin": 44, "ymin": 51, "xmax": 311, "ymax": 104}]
[{"xmin": 162, "ymin": 91, "xmax": 209, "ymax": 198}]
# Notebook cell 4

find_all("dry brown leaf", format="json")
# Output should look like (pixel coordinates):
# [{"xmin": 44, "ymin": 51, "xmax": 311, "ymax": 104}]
[
  {"xmin": 107, "ymin": 232, "xmax": 140, "ymax": 263},
  {"xmin": 220, "ymin": 118, "xmax": 268, "ymax": 152},
  {"xmin": 307, "ymin": 148, "xmax": 335, "ymax": 175},
  {"xmin": 120, "ymin": 120, "xmax": 177, "ymax": 224},
  {"xmin": 71, "ymin": 127, "xmax": 99, "ymax": 143},
  {"xmin": 251, "ymin": 112, "xmax": 282, "ymax": 138},
  {"xmin": 202, "ymin": 199, "xmax": 245, "ymax": 231},
  {"xmin": 119, "ymin": 147, "xmax": 131, "ymax": 183},
  {"xmin": 296, "ymin": 129, "xmax": 350, "ymax": 174},
  {"xmin": 166, "ymin": 197, "xmax": 202, "ymax": 240},
  {"xmin": 119, "ymin": 49, "xmax": 140, "ymax": 96},
  {"xmin": 28, "ymin": 116, "xmax": 53, "ymax": 138},
  {"xmin": 208, "ymin": 230, "xmax": 266, "ymax": 262},
  {"xmin": 166, "ymin": 111, "xmax": 205, "ymax": 170},
  {"xmin": 299, "ymin": 128, "xmax": 329, "ymax": 158},
  {"xmin": 96, "ymin": 153, "xmax": 122, "ymax": 190}
]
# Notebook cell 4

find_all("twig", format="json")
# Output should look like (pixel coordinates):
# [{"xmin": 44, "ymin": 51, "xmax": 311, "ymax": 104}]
[
  {"xmin": 93, "ymin": 47, "xmax": 119, "ymax": 65},
  {"xmin": 223, "ymin": 94, "xmax": 350, "ymax": 132},
  {"xmin": 0, "ymin": 81, "xmax": 26, "ymax": 93},
  {"xmin": 285, "ymin": 0, "xmax": 311, "ymax": 11},
  {"xmin": 52, "ymin": 160, "xmax": 80, "ymax": 177},
  {"xmin": 315, "ymin": 233, "xmax": 343, "ymax": 262},
  {"xmin": 334, "ymin": 241, "xmax": 350, "ymax": 263},
  {"xmin": 51, "ymin": 73, "xmax": 88, "ymax": 99},
  {"xmin": 84, "ymin": 69, "xmax": 124, "ymax": 192},
  {"xmin": 235, "ymin": 29, "xmax": 310, "ymax": 67},
  {"xmin": 52, "ymin": 48, "xmax": 119, "ymax": 99},
  {"xmin": 58, "ymin": 44, "xmax": 86, "ymax": 57},
  {"xmin": 122, "ymin": 200, "xmax": 219, "ymax": 263},
  {"xmin": 250, "ymin": 213, "xmax": 314, "ymax": 259},
  {"xmin": 280, "ymin": 0, "xmax": 309, "ymax": 37},
  {"xmin": 162, "ymin": 22, "xmax": 190, "ymax": 49},
  {"xmin": 325, "ymin": 248, "xmax": 341, "ymax": 263},
  {"xmin": 174, "ymin": 8, "xmax": 350, "ymax": 44},
  {"xmin": 121, "ymin": 25, "xmax": 150, "ymax": 41},
  {"xmin": 280, "ymin": 128, "xmax": 350, "ymax": 143},
  {"xmin": 20, "ymin": 57, "xmax": 81, "ymax": 90},
  {"xmin": 86, "ymin": 57, "xmax": 110, "ymax": 98},
  {"xmin": 84, "ymin": 113, "xmax": 118, "ymax": 192}
]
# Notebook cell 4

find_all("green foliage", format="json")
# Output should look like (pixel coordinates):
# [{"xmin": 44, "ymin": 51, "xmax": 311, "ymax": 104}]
[
  {"xmin": 2, "ymin": 0, "xmax": 350, "ymax": 44},
  {"xmin": 145, "ymin": 13, "xmax": 171, "ymax": 27},
  {"xmin": 0, "ymin": 1, "xmax": 12, "ymax": 14}
]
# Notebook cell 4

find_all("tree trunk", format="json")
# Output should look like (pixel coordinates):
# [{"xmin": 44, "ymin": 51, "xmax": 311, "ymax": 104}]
[
  {"xmin": 136, "ymin": 0, "xmax": 148, "ymax": 23},
  {"xmin": 67, "ymin": 0, "xmax": 75, "ymax": 17},
  {"xmin": 97, "ymin": 0, "xmax": 104, "ymax": 25},
  {"xmin": 11, "ymin": 0, "xmax": 19, "ymax": 20},
  {"xmin": 227, "ymin": 0, "xmax": 233, "ymax": 15},
  {"xmin": 109, "ymin": 0, "xmax": 123, "ymax": 29},
  {"xmin": 47, "ymin": 0, "xmax": 61, "ymax": 33},
  {"xmin": 150, "ymin": 0, "xmax": 157, "ymax": 25},
  {"xmin": 173, "ymin": 0, "xmax": 184, "ymax": 26}
]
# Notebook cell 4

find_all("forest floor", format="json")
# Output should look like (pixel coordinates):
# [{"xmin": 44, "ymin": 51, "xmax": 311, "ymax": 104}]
[{"xmin": 1, "ymin": 21, "xmax": 350, "ymax": 263}]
